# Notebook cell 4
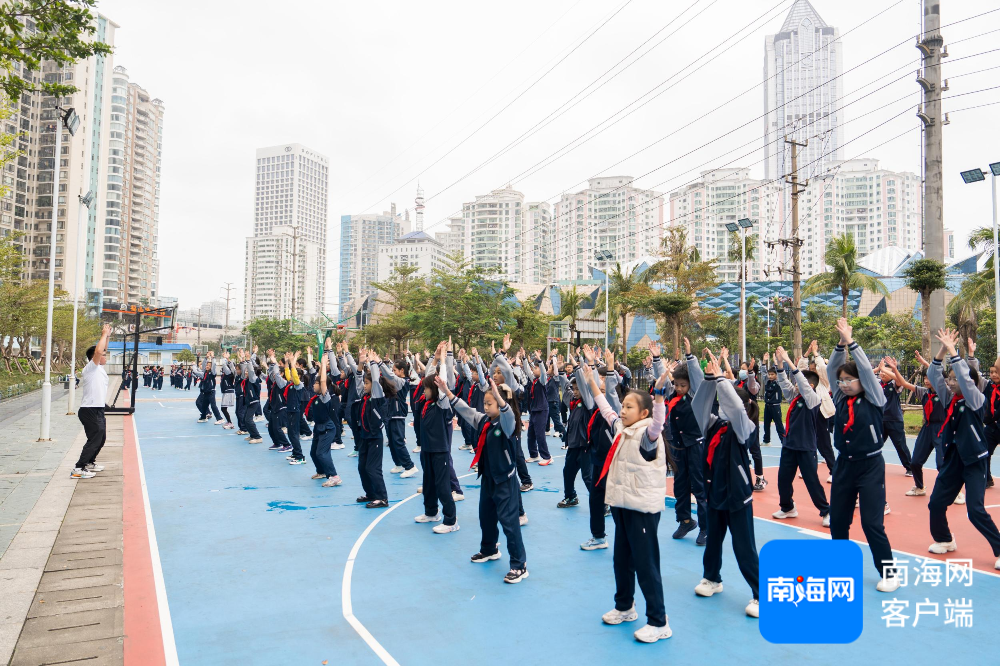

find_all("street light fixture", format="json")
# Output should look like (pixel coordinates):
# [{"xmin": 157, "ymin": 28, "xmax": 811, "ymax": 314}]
[
  {"xmin": 39, "ymin": 106, "xmax": 80, "ymax": 441},
  {"xmin": 735, "ymin": 218, "xmax": 754, "ymax": 363},
  {"xmin": 961, "ymin": 162, "xmax": 1000, "ymax": 348}
]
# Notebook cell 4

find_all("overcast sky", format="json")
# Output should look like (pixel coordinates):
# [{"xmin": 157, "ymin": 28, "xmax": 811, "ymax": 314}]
[{"xmin": 96, "ymin": 0, "xmax": 1000, "ymax": 317}]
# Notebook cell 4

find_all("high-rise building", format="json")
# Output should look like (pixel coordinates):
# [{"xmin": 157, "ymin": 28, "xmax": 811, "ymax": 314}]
[
  {"xmin": 0, "ymin": 14, "xmax": 118, "ymax": 303},
  {"xmin": 764, "ymin": 1, "xmax": 843, "ymax": 185},
  {"xmin": 435, "ymin": 215, "xmax": 464, "ymax": 257},
  {"xmin": 99, "ymin": 66, "xmax": 164, "ymax": 305},
  {"xmin": 338, "ymin": 205, "xmax": 405, "ymax": 319},
  {"xmin": 377, "ymin": 230, "xmax": 450, "ymax": 282},
  {"xmin": 245, "ymin": 143, "xmax": 329, "ymax": 321},
  {"xmin": 460, "ymin": 185, "xmax": 527, "ymax": 282},
  {"xmin": 520, "ymin": 201, "xmax": 554, "ymax": 285},
  {"xmin": 553, "ymin": 176, "xmax": 663, "ymax": 281}
]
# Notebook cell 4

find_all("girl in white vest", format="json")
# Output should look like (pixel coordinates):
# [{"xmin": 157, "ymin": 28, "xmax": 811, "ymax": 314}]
[{"xmin": 582, "ymin": 363, "xmax": 672, "ymax": 644}]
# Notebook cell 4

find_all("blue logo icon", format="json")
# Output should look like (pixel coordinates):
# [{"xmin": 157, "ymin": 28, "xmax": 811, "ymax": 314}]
[{"xmin": 759, "ymin": 539, "xmax": 864, "ymax": 644}]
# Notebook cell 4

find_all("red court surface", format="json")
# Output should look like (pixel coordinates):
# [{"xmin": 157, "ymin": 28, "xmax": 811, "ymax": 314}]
[{"xmin": 667, "ymin": 463, "xmax": 1000, "ymax": 575}]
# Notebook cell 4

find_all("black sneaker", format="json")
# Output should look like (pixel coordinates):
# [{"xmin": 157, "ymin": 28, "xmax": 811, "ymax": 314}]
[
  {"xmin": 604, "ymin": 504, "xmax": 611, "ymax": 517},
  {"xmin": 471, "ymin": 551, "xmax": 502, "ymax": 563},
  {"xmin": 519, "ymin": 482, "xmax": 534, "ymax": 492},
  {"xmin": 672, "ymin": 520, "xmax": 697, "ymax": 539},
  {"xmin": 557, "ymin": 496, "xmax": 579, "ymax": 508},
  {"xmin": 696, "ymin": 530, "xmax": 708, "ymax": 546},
  {"xmin": 561, "ymin": 444, "xmax": 568, "ymax": 450},
  {"xmin": 753, "ymin": 476, "xmax": 768, "ymax": 491},
  {"xmin": 356, "ymin": 495, "xmax": 371, "ymax": 503},
  {"xmin": 905, "ymin": 470, "xmax": 914, "ymax": 477},
  {"xmin": 365, "ymin": 499, "xmax": 388, "ymax": 508},
  {"xmin": 504, "ymin": 567, "xmax": 529, "ymax": 584},
  {"xmin": 988, "ymin": 477, "xmax": 995, "ymax": 488}
]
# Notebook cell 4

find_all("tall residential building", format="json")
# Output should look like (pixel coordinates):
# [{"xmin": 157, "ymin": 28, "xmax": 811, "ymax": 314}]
[
  {"xmin": 520, "ymin": 201, "xmax": 554, "ymax": 285},
  {"xmin": 99, "ymin": 66, "xmax": 164, "ymax": 305},
  {"xmin": 764, "ymin": 0, "xmax": 843, "ymax": 250},
  {"xmin": 377, "ymin": 230, "xmax": 450, "ymax": 282},
  {"xmin": 460, "ymin": 185, "xmax": 527, "ymax": 282},
  {"xmin": 668, "ymin": 168, "xmax": 779, "ymax": 282},
  {"xmin": 243, "ymin": 226, "xmax": 321, "ymax": 321},
  {"xmin": 553, "ymin": 176, "xmax": 663, "ymax": 281},
  {"xmin": 0, "ymin": 14, "xmax": 117, "ymax": 302},
  {"xmin": 245, "ymin": 143, "xmax": 329, "ymax": 321},
  {"xmin": 435, "ymin": 215, "xmax": 464, "ymax": 257},
  {"xmin": 338, "ymin": 205, "xmax": 405, "ymax": 319}
]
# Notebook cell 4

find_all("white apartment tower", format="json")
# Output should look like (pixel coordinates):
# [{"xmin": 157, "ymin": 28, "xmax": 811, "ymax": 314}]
[
  {"xmin": 245, "ymin": 143, "xmax": 329, "ymax": 321},
  {"xmin": 460, "ymin": 185, "xmax": 531, "ymax": 282},
  {"xmin": 377, "ymin": 230, "xmax": 450, "ymax": 282},
  {"xmin": 244, "ymin": 227, "xmax": 320, "ymax": 321},
  {"xmin": 338, "ymin": 205, "xmax": 405, "ymax": 319},
  {"xmin": 553, "ymin": 176, "xmax": 663, "ymax": 281}
]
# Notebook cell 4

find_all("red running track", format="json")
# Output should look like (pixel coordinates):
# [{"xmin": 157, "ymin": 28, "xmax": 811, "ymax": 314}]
[{"xmin": 667, "ymin": 463, "xmax": 1000, "ymax": 574}]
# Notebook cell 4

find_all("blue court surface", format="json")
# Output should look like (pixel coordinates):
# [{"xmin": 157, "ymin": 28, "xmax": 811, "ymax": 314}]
[{"xmin": 135, "ymin": 396, "xmax": 998, "ymax": 665}]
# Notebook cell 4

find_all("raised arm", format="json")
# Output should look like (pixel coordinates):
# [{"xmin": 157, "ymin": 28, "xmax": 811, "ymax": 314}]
[
  {"xmin": 91, "ymin": 324, "xmax": 111, "ymax": 366},
  {"xmin": 937, "ymin": 329, "xmax": 984, "ymax": 410},
  {"xmin": 716, "ymin": 376, "xmax": 754, "ymax": 443},
  {"xmin": 436, "ymin": 375, "xmax": 486, "ymax": 429},
  {"xmin": 691, "ymin": 365, "xmax": 720, "ymax": 437},
  {"xmin": 581, "ymin": 363, "xmax": 619, "ymax": 427}
]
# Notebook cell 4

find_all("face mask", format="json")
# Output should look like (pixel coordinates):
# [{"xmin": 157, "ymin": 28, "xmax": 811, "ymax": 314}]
[{"xmin": 739, "ymin": 370, "xmax": 748, "ymax": 380}]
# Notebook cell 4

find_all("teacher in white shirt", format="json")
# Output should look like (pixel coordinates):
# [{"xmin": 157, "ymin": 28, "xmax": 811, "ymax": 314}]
[{"xmin": 72, "ymin": 324, "xmax": 112, "ymax": 480}]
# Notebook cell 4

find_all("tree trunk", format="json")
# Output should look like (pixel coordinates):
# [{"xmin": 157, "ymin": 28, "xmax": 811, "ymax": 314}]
[
  {"xmin": 621, "ymin": 313, "xmax": 628, "ymax": 359},
  {"xmin": 920, "ymin": 288, "xmax": 932, "ymax": 359},
  {"xmin": 841, "ymin": 288, "xmax": 849, "ymax": 319},
  {"xmin": 671, "ymin": 317, "xmax": 680, "ymax": 353}
]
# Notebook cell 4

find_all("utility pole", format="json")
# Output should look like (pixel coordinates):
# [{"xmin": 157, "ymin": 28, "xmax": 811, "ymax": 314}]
[
  {"xmin": 785, "ymin": 137, "xmax": 808, "ymax": 359},
  {"xmin": 918, "ymin": 0, "xmax": 947, "ymax": 351},
  {"xmin": 197, "ymin": 310, "xmax": 202, "ymax": 347},
  {"xmin": 222, "ymin": 282, "xmax": 234, "ymax": 349}
]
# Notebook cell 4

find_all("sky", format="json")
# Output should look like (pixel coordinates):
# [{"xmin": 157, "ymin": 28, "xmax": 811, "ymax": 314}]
[{"xmin": 95, "ymin": 0, "xmax": 1000, "ymax": 318}]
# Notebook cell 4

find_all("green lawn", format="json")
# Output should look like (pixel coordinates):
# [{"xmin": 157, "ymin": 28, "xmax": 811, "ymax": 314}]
[
  {"xmin": 1, "ymin": 370, "xmax": 44, "ymax": 396},
  {"xmin": 757, "ymin": 401, "xmax": 924, "ymax": 436}
]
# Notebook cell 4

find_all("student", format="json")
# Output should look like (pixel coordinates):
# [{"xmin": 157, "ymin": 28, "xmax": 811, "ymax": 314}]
[
  {"xmin": 339, "ymin": 345, "xmax": 362, "ymax": 459},
  {"xmin": 580, "ymin": 349, "xmax": 621, "ymax": 551},
  {"xmin": 827, "ymin": 318, "xmax": 899, "ymax": 591},
  {"xmin": 491, "ymin": 338, "xmax": 535, "ymax": 504},
  {"xmin": 414, "ymin": 341, "xmax": 460, "ymax": 532},
  {"xmin": 731, "ymin": 355, "xmax": 766, "ymax": 490},
  {"xmin": 582, "ymin": 361, "xmax": 671, "ymax": 643},
  {"xmin": 352, "ymin": 349, "xmax": 390, "ymax": 509},
  {"xmin": 523, "ymin": 350, "xmax": 554, "ymax": 465},
  {"xmin": 437, "ymin": 374, "xmax": 528, "ymax": 583},
  {"xmin": 877, "ymin": 357, "xmax": 914, "ymax": 477},
  {"xmin": 272, "ymin": 351, "xmax": 306, "ymax": 464},
  {"xmin": 378, "ymin": 355, "xmax": 419, "ymax": 478},
  {"xmin": 546, "ymin": 354, "xmax": 567, "ymax": 439},
  {"xmin": 802, "ymin": 343, "xmax": 837, "ymax": 483},
  {"xmin": 925, "ymin": 329, "xmax": 1000, "ymax": 567},
  {"xmin": 296, "ymin": 355, "xmax": 315, "ymax": 441},
  {"xmin": 196, "ymin": 352, "xmax": 224, "ymax": 424},
  {"xmin": 557, "ymin": 348, "xmax": 593, "ymax": 509},
  {"xmin": 262, "ymin": 350, "xmax": 290, "ymax": 452},
  {"xmin": 303, "ymin": 353, "xmax": 343, "ymax": 487},
  {"xmin": 72, "ymin": 324, "xmax": 112, "ymax": 479},
  {"xmin": 771, "ymin": 346, "xmax": 830, "ymax": 524},
  {"xmin": 408, "ymin": 350, "xmax": 427, "ymax": 456},
  {"xmin": 185, "ymin": 367, "xmax": 193, "ymax": 391},
  {"xmin": 239, "ymin": 354, "xmax": 264, "ymax": 444},
  {"xmin": 893, "ymin": 353, "xmax": 947, "ymax": 498},
  {"xmin": 691, "ymin": 353, "xmax": 760, "ymax": 618},
  {"xmin": 218, "ymin": 352, "xmax": 237, "ymax": 430},
  {"xmin": 981, "ymin": 351, "xmax": 1000, "ymax": 489},
  {"xmin": 456, "ymin": 350, "xmax": 486, "ymax": 452},
  {"xmin": 667, "ymin": 338, "xmax": 709, "ymax": 545},
  {"xmin": 760, "ymin": 355, "xmax": 784, "ymax": 466},
  {"xmin": 143, "ymin": 365, "xmax": 152, "ymax": 388}
]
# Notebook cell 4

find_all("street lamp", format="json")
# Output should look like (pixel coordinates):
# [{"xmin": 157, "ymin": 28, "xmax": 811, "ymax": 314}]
[
  {"xmin": 960, "ymin": 162, "xmax": 1000, "ymax": 347},
  {"xmin": 39, "ymin": 106, "xmax": 80, "ymax": 441},
  {"xmin": 595, "ymin": 250, "xmax": 614, "ymax": 349},
  {"xmin": 727, "ymin": 218, "xmax": 754, "ymax": 363},
  {"xmin": 67, "ymin": 189, "xmax": 96, "ymax": 415}
]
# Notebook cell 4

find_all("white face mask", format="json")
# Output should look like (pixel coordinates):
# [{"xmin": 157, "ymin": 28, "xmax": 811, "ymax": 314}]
[{"xmin": 739, "ymin": 370, "xmax": 748, "ymax": 380}]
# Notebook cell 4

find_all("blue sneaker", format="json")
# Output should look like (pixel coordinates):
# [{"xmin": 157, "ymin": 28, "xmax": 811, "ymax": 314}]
[
  {"xmin": 581, "ymin": 537, "xmax": 608, "ymax": 551},
  {"xmin": 347, "ymin": 450, "xmax": 359, "ymax": 458},
  {"xmin": 278, "ymin": 445, "xmax": 292, "ymax": 453},
  {"xmin": 267, "ymin": 444, "xmax": 282, "ymax": 451}
]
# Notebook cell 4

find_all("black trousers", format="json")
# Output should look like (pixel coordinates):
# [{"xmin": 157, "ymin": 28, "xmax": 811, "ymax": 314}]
[
  {"xmin": 611, "ymin": 508, "xmax": 665, "ymax": 627},
  {"xmin": 671, "ymin": 442, "xmax": 707, "ymax": 530},
  {"xmin": 242, "ymin": 402, "xmax": 262, "ymax": 439},
  {"xmin": 286, "ymin": 409, "xmax": 303, "ymax": 460},
  {"xmin": 816, "ymin": 425, "xmax": 836, "ymax": 472},
  {"xmin": 311, "ymin": 428, "xmax": 338, "ymax": 477},
  {"xmin": 526, "ymin": 411, "xmax": 551, "ymax": 459},
  {"xmin": 762, "ymin": 404, "xmax": 785, "ymax": 444},
  {"xmin": 421, "ymin": 451, "xmax": 456, "ymax": 525},
  {"xmin": 75, "ymin": 407, "xmax": 106, "ymax": 469},
  {"xmin": 777, "ymin": 448, "xmax": 829, "ymax": 516},
  {"xmin": 480, "ymin": 473, "xmax": 526, "ymax": 569},
  {"xmin": 514, "ymin": 431, "xmax": 532, "ymax": 486},
  {"xmin": 883, "ymin": 421, "xmax": 912, "ymax": 472},
  {"xmin": 265, "ymin": 405, "xmax": 289, "ymax": 447},
  {"xmin": 548, "ymin": 400, "xmax": 565, "ymax": 435},
  {"xmin": 386, "ymin": 419, "xmax": 414, "ymax": 470},
  {"xmin": 748, "ymin": 424, "xmax": 763, "ymax": 476},
  {"xmin": 703, "ymin": 504, "xmax": 759, "ymax": 599},
  {"xmin": 299, "ymin": 412, "xmax": 312, "ymax": 436},
  {"xmin": 911, "ymin": 426, "xmax": 943, "ymax": 490},
  {"xmin": 235, "ymin": 395, "xmax": 246, "ymax": 430},
  {"xmin": 563, "ymin": 447, "xmax": 593, "ymax": 500},
  {"xmin": 358, "ymin": 436, "xmax": 387, "ymax": 501},
  {"xmin": 589, "ymin": 473, "xmax": 608, "ymax": 538},
  {"xmin": 985, "ymin": 425, "xmax": 1000, "ymax": 483},
  {"xmin": 928, "ymin": 447, "xmax": 1000, "ymax": 555},
  {"xmin": 829, "ymin": 454, "xmax": 893, "ymax": 576}
]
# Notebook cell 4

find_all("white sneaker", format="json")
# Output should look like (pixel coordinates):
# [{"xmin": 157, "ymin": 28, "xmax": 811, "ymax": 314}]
[
  {"xmin": 197, "ymin": 418, "xmax": 209, "ymax": 423},
  {"xmin": 322, "ymin": 476, "xmax": 342, "ymax": 487},
  {"xmin": 223, "ymin": 423, "xmax": 234, "ymax": 430},
  {"xmin": 634, "ymin": 621, "xmax": 672, "ymax": 643},
  {"xmin": 432, "ymin": 523, "xmax": 460, "ymax": 534},
  {"xmin": 772, "ymin": 507, "xmax": 798, "ymax": 519},
  {"xmin": 746, "ymin": 599, "xmax": 760, "ymax": 618},
  {"xmin": 453, "ymin": 491, "xmax": 465, "ymax": 501},
  {"xmin": 694, "ymin": 578, "xmax": 723, "ymax": 597},
  {"xmin": 412, "ymin": 446, "xmax": 421, "ymax": 453},
  {"xmin": 215, "ymin": 420, "xmax": 225, "ymax": 425},
  {"xmin": 953, "ymin": 491, "xmax": 965, "ymax": 505},
  {"xmin": 884, "ymin": 503, "xmax": 891, "ymax": 515},
  {"xmin": 827, "ymin": 475, "xmax": 833, "ymax": 484},
  {"xmin": 390, "ymin": 466, "xmax": 404, "ymax": 474},
  {"xmin": 417, "ymin": 485, "xmax": 423, "ymax": 494},
  {"xmin": 602, "ymin": 605, "xmax": 639, "ymax": 625},
  {"xmin": 245, "ymin": 436, "xmax": 252, "ymax": 441},
  {"xmin": 525, "ymin": 456, "xmax": 541, "ymax": 463},
  {"xmin": 458, "ymin": 444, "xmax": 472, "ymax": 451},
  {"xmin": 400, "ymin": 467, "xmax": 418, "ymax": 478},
  {"xmin": 248, "ymin": 438, "xmax": 263, "ymax": 444},
  {"xmin": 928, "ymin": 540, "xmax": 957, "ymax": 554},
  {"xmin": 85, "ymin": 463, "xmax": 105, "ymax": 472},
  {"xmin": 906, "ymin": 486, "xmax": 927, "ymax": 496},
  {"xmin": 70, "ymin": 468, "xmax": 96, "ymax": 479},
  {"xmin": 822, "ymin": 514, "xmax": 831, "ymax": 527},
  {"xmin": 519, "ymin": 514, "xmax": 529, "ymax": 526},
  {"xmin": 876, "ymin": 576, "xmax": 901, "ymax": 593},
  {"xmin": 995, "ymin": 556, "xmax": 1000, "ymax": 571},
  {"xmin": 414, "ymin": 514, "xmax": 443, "ymax": 523},
  {"xmin": 301, "ymin": 434, "xmax": 312, "ymax": 440},
  {"xmin": 331, "ymin": 443, "xmax": 345, "ymax": 450}
]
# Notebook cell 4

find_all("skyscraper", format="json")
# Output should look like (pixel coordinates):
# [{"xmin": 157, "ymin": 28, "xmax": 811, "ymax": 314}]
[
  {"xmin": 338, "ymin": 205, "xmax": 405, "ymax": 320},
  {"xmin": 245, "ymin": 143, "xmax": 329, "ymax": 321}
]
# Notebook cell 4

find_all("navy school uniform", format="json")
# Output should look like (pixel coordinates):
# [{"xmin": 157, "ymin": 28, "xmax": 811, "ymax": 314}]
[
  {"xmin": 881, "ymin": 380, "xmax": 912, "ymax": 473},
  {"xmin": 696, "ymin": 376, "xmax": 760, "ymax": 599},
  {"xmin": 351, "ymin": 366, "xmax": 388, "ymax": 502},
  {"xmin": 545, "ymin": 372, "xmax": 566, "ymax": 436},
  {"xmin": 669, "ymin": 354, "xmax": 708, "ymax": 532},
  {"xmin": 264, "ymin": 376, "xmax": 290, "ymax": 448},
  {"xmin": 279, "ymin": 371, "xmax": 304, "ymax": 460},
  {"xmin": 587, "ymin": 407, "xmax": 614, "ymax": 539},
  {"xmin": 525, "ymin": 358, "xmax": 552, "ymax": 461},
  {"xmin": 827, "ymin": 342, "xmax": 894, "ymax": 577},
  {"xmin": 762, "ymin": 376, "xmax": 785, "ymax": 444},
  {"xmin": 776, "ymin": 365, "xmax": 830, "ymax": 517},
  {"xmin": 419, "ymin": 395, "xmax": 458, "ymax": 525},
  {"xmin": 910, "ymin": 386, "xmax": 945, "ymax": 490},
  {"xmin": 240, "ymin": 373, "xmax": 262, "ymax": 440},
  {"xmin": 982, "ymin": 380, "xmax": 1000, "ymax": 484},
  {"xmin": 734, "ymin": 376, "xmax": 763, "ymax": 476},
  {"xmin": 563, "ymin": 397, "xmax": 594, "ymax": 501},
  {"xmin": 927, "ymin": 357, "xmax": 1000, "ymax": 555},
  {"xmin": 455, "ymin": 375, "xmax": 473, "ymax": 447},
  {"xmin": 303, "ymin": 393, "xmax": 338, "ymax": 478},
  {"xmin": 383, "ymin": 375, "xmax": 414, "ymax": 471}
]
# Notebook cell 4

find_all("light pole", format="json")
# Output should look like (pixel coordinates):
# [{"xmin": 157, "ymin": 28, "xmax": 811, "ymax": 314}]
[
  {"xmin": 960, "ymin": 162, "xmax": 1000, "ymax": 346},
  {"xmin": 39, "ymin": 106, "xmax": 80, "ymax": 441},
  {"xmin": 595, "ymin": 250, "xmax": 614, "ymax": 349},
  {"xmin": 67, "ymin": 189, "xmax": 96, "ymax": 415},
  {"xmin": 728, "ymin": 218, "xmax": 754, "ymax": 363}
]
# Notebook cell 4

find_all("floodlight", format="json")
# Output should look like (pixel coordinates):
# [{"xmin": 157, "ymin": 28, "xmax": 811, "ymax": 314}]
[
  {"xmin": 738, "ymin": 218, "xmax": 754, "ymax": 229},
  {"xmin": 725, "ymin": 223, "xmax": 739, "ymax": 232},
  {"xmin": 960, "ymin": 168, "xmax": 985, "ymax": 184}
]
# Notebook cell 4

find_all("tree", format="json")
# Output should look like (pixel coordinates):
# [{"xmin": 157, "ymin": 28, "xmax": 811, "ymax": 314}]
[
  {"xmin": 558, "ymin": 285, "xmax": 586, "ymax": 338},
  {"xmin": 901, "ymin": 258, "xmax": 947, "ymax": 358},
  {"xmin": 176, "ymin": 349, "xmax": 196, "ymax": 364},
  {"xmin": 646, "ymin": 292, "xmax": 693, "ymax": 352},
  {"xmin": 850, "ymin": 313, "xmax": 921, "ymax": 358},
  {"xmin": 508, "ymin": 296, "xmax": 551, "ymax": 351},
  {"xmin": 0, "ymin": 1, "xmax": 113, "ymax": 102},
  {"xmin": 369, "ymin": 264, "xmax": 424, "ymax": 355},
  {"xmin": 646, "ymin": 228, "xmax": 720, "ymax": 348},
  {"xmin": 803, "ymin": 234, "xmax": 889, "ymax": 317},
  {"xmin": 243, "ymin": 317, "xmax": 310, "ymax": 354}
]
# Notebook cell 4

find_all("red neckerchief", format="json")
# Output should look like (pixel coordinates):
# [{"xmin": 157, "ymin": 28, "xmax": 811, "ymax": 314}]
[
  {"xmin": 570, "ymin": 398, "xmax": 581, "ymax": 411},
  {"xmin": 361, "ymin": 394, "xmax": 370, "ymax": 432},
  {"xmin": 530, "ymin": 379, "xmax": 538, "ymax": 400},
  {"xmin": 304, "ymin": 395, "xmax": 318, "ymax": 420},
  {"xmin": 843, "ymin": 396, "xmax": 857, "ymax": 433},
  {"xmin": 737, "ymin": 380, "xmax": 746, "ymax": 389},
  {"xmin": 785, "ymin": 395, "xmax": 800, "ymax": 433},
  {"xmin": 923, "ymin": 391, "xmax": 936, "ymax": 422},
  {"xmin": 587, "ymin": 409, "xmax": 601, "ymax": 441},
  {"xmin": 467, "ymin": 384, "xmax": 474, "ymax": 403},
  {"xmin": 666, "ymin": 394, "xmax": 683, "ymax": 416},
  {"xmin": 938, "ymin": 395, "xmax": 961, "ymax": 437},
  {"xmin": 706, "ymin": 424, "xmax": 729, "ymax": 468},
  {"xmin": 990, "ymin": 384, "xmax": 1000, "ymax": 417},
  {"xmin": 470, "ymin": 421, "xmax": 491, "ymax": 469},
  {"xmin": 421, "ymin": 398, "xmax": 433, "ymax": 419},
  {"xmin": 597, "ymin": 433, "xmax": 624, "ymax": 484}
]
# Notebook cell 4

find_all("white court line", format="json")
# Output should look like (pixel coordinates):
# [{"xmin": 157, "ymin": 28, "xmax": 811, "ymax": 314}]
[
  {"xmin": 343, "ymin": 469, "xmax": 478, "ymax": 666},
  {"xmin": 132, "ymin": 417, "xmax": 181, "ymax": 665}
]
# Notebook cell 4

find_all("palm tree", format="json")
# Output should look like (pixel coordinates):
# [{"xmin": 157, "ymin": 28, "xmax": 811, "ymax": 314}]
[
  {"xmin": 803, "ymin": 234, "xmax": 889, "ymax": 318},
  {"xmin": 592, "ymin": 262, "xmax": 653, "ymax": 358},
  {"xmin": 948, "ymin": 269, "xmax": 993, "ymax": 343},
  {"xmin": 646, "ymin": 292, "xmax": 694, "ymax": 352},
  {"xmin": 901, "ymin": 258, "xmax": 947, "ymax": 358},
  {"xmin": 558, "ymin": 286, "xmax": 586, "ymax": 341}
]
